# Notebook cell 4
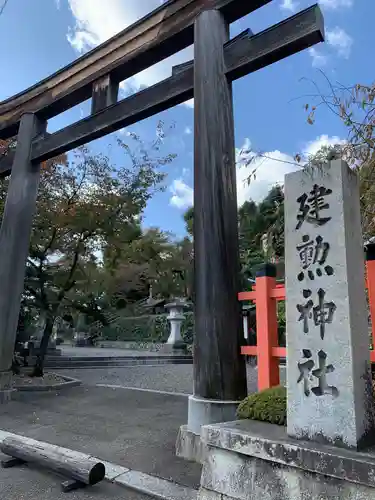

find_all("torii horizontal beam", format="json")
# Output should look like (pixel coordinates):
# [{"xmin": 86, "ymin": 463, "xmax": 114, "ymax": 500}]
[
  {"xmin": 0, "ymin": 0, "xmax": 271, "ymax": 139},
  {"xmin": 28, "ymin": 5, "xmax": 323, "ymax": 165}
]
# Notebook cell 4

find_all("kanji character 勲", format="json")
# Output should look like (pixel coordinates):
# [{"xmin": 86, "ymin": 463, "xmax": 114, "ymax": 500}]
[{"xmin": 297, "ymin": 234, "xmax": 334, "ymax": 281}]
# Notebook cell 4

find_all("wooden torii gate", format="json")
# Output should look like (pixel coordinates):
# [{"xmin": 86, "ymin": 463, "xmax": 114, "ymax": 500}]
[{"xmin": 0, "ymin": 0, "xmax": 324, "ymax": 423}]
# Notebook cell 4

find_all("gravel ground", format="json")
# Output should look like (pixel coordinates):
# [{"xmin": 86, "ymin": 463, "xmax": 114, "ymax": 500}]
[{"xmin": 55, "ymin": 364, "xmax": 262, "ymax": 394}]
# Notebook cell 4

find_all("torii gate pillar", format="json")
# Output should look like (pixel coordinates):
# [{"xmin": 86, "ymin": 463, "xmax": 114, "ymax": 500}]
[{"xmin": 187, "ymin": 9, "xmax": 247, "ymax": 438}]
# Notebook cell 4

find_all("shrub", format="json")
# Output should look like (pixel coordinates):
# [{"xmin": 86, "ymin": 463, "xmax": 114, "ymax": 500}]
[
  {"xmin": 100, "ymin": 312, "xmax": 195, "ymax": 344},
  {"xmin": 181, "ymin": 312, "xmax": 194, "ymax": 344},
  {"xmin": 237, "ymin": 386, "xmax": 286, "ymax": 426}
]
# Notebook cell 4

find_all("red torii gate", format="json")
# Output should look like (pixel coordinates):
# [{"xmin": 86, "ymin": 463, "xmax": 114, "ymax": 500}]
[{"xmin": 239, "ymin": 245, "xmax": 375, "ymax": 391}]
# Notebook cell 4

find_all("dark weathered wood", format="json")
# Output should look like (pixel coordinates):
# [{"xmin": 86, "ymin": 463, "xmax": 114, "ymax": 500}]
[
  {"xmin": 0, "ymin": 150, "xmax": 14, "ymax": 177},
  {"xmin": 31, "ymin": 69, "xmax": 194, "ymax": 162},
  {"xmin": 29, "ymin": 5, "xmax": 324, "ymax": 164},
  {"xmin": 224, "ymin": 5, "xmax": 324, "ymax": 80},
  {"xmin": 91, "ymin": 74, "xmax": 119, "ymax": 114},
  {"xmin": 0, "ymin": 0, "xmax": 272, "ymax": 140},
  {"xmin": 0, "ymin": 114, "xmax": 46, "ymax": 371},
  {"xmin": 0, "ymin": 437, "xmax": 105, "ymax": 486},
  {"xmin": 171, "ymin": 60, "xmax": 193, "ymax": 76},
  {"xmin": 193, "ymin": 9, "xmax": 246, "ymax": 401}
]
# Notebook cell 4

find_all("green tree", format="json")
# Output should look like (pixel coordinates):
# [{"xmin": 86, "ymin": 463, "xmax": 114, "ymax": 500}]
[
  {"xmin": 106, "ymin": 229, "xmax": 194, "ymax": 303},
  {"xmin": 0, "ymin": 128, "xmax": 175, "ymax": 376},
  {"xmin": 182, "ymin": 187, "xmax": 285, "ymax": 290},
  {"xmin": 300, "ymin": 77, "xmax": 375, "ymax": 240},
  {"xmin": 238, "ymin": 187, "xmax": 284, "ymax": 284},
  {"xmin": 183, "ymin": 207, "xmax": 194, "ymax": 237},
  {"xmin": 301, "ymin": 142, "xmax": 375, "ymax": 241}
]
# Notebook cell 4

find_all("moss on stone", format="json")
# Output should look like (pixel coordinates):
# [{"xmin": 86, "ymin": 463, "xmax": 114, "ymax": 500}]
[{"xmin": 237, "ymin": 385, "xmax": 287, "ymax": 426}]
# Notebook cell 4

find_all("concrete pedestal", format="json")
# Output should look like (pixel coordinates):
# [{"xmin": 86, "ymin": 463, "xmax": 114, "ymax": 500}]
[
  {"xmin": 176, "ymin": 395, "xmax": 241, "ymax": 463},
  {"xmin": 198, "ymin": 419, "xmax": 375, "ymax": 500},
  {"xmin": 187, "ymin": 395, "xmax": 240, "ymax": 435}
]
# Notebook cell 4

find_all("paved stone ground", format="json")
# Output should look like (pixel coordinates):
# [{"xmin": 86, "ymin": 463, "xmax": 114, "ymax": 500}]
[
  {"xmin": 55, "ymin": 364, "xmax": 261, "ymax": 394},
  {"xmin": 0, "ymin": 457, "xmax": 152, "ymax": 500},
  {"xmin": 0, "ymin": 386, "xmax": 202, "ymax": 489}
]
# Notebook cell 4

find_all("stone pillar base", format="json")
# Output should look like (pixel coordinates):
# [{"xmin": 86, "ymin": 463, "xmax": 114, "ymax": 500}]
[
  {"xmin": 187, "ymin": 395, "xmax": 240, "ymax": 435},
  {"xmin": 176, "ymin": 396, "xmax": 241, "ymax": 463}
]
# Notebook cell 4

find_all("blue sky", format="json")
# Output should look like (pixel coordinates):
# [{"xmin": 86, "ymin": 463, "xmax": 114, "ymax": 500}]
[{"xmin": 0, "ymin": 0, "xmax": 370, "ymax": 238}]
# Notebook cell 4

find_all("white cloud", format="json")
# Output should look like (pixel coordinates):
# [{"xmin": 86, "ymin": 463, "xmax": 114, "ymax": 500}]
[
  {"xmin": 236, "ymin": 140, "xmax": 296, "ymax": 206},
  {"xmin": 319, "ymin": 0, "xmax": 353, "ymax": 9},
  {"xmin": 304, "ymin": 134, "xmax": 346, "ymax": 157},
  {"xmin": 280, "ymin": 0, "xmax": 299, "ymax": 13},
  {"xmin": 326, "ymin": 27, "xmax": 353, "ymax": 59},
  {"xmin": 308, "ymin": 27, "xmax": 353, "ymax": 66},
  {"xmin": 66, "ymin": 0, "xmax": 193, "ymax": 106},
  {"xmin": 309, "ymin": 47, "xmax": 328, "ymax": 68},
  {"xmin": 169, "ymin": 135, "xmax": 345, "ymax": 210},
  {"xmin": 169, "ymin": 179, "xmax": 193, "ymax": 209},
  {"xmin": 184, "ymin": 126, "xmax": 192, "ymax": 135}
]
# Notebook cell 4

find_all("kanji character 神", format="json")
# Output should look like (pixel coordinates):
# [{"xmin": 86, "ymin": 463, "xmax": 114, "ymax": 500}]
[{"xmin": 297, "ymin": 288, "xmax": 336, "ymax": 338}]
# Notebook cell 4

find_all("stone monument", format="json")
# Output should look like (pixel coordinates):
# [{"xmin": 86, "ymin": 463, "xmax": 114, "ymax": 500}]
[
  {"xmin": 194, "ymin": 160, "xmax": 375, "ymax": 500},
  {"xmin": 285, "ymin": 159, "xmax": 374, "ymax": 449}
]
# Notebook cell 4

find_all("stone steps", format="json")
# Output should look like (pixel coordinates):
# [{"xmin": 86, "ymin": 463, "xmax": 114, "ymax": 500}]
[{"xmin": 42, "ymin": 355, "xmax": 193, "ymax": 369}]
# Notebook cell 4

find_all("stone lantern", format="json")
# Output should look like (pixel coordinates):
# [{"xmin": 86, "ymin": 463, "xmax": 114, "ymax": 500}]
[{"xmin": 162, "ymin": 299, "xmax": 190, "ymax": 354}]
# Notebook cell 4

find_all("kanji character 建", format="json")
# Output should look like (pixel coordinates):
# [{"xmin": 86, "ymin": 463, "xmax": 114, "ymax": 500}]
[{"xmin": 296, "ymin": 184, "xmax": 332, "ymax": 229}]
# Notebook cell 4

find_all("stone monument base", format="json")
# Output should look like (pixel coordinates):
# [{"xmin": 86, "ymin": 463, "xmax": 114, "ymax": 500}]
[
  {"xmin": 176, "ymin": 425, "xmax": 207, "ymax": 464},
  {"xmin": 198, "ymin": 419, "xmax": 375, "ymax": 500}
]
